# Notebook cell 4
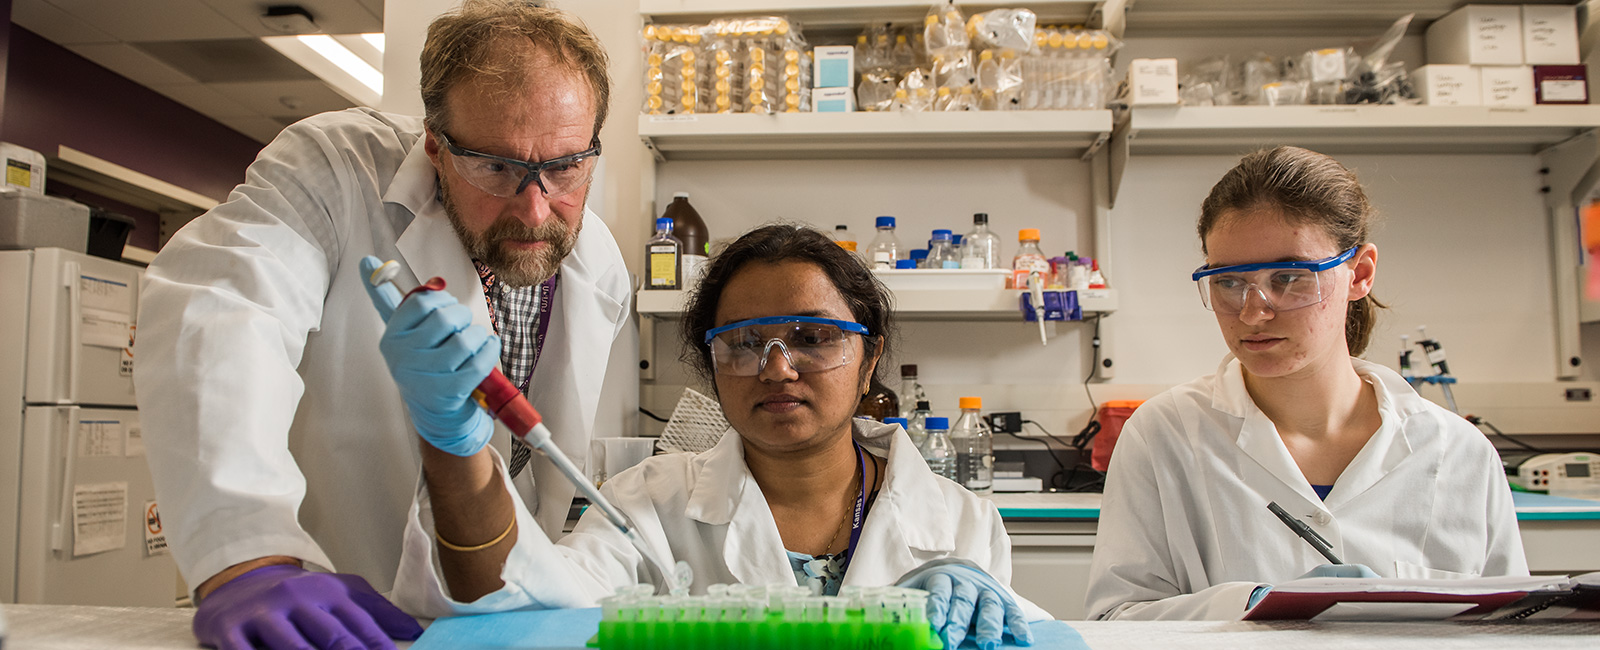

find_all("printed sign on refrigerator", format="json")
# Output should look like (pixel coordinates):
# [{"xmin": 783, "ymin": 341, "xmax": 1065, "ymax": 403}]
[
  {"xmin": 73, "ymin": 481, "xmax": 128, "ymax": 557},
  {"xmin": 78, "ymin": 419, "xmax": 124, "ymax": 457},
  {"xmin": 144, "ymin": 500, "xmax": 168, "ymax": 556}
]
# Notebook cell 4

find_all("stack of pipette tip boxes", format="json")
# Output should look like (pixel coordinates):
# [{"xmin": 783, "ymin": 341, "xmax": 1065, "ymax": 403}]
[{"xmin": 592, "ymin": 584, "xmax": 942, "ymax": 649}]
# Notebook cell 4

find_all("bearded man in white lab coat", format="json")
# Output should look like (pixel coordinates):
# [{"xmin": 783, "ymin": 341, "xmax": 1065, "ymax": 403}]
[{"xmin": 133, "ymin": 3, "xmax": 629, "ymax": 648}]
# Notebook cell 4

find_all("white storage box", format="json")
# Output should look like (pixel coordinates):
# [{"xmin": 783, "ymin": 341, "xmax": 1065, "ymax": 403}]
[
  {"xmin": 872, "ymin": 268, "xmax": 1010, "ymax": 291},
  {"xmin": 813, "ymin": 45, "xmax": 854, "ymax": 89},
  {"xmin": 1481, "ymin": 65, "xmax": 1534, "ymax": 107},
  {"xmin": 0, "ymin": 188, "xmax": 90, "ymax": 252},
  {"xmin": 1412, "ymin": 65, "xmax": 1482, "ymax": 106},
  {"xmin": 1522, "ymin": 5, "xmax": 1581, "ymax": 65},
  {"xmin": 1427, "ymin": 5, "xmax": 1523, "ymax": 66},
  {"xmin": 1128, "ymin": 58, "xmax": 1180, "ymax": 105},
  {"xmin": 1, "ymin": 143, "xmax": 46, "ymax": 194},
  {"xmin": 812, "ymin": 87, "xmax": 856, "ymax": 112}
]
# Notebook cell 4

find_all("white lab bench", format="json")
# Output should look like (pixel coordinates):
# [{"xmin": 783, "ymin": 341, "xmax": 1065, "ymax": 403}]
[
  {"xmin": 991, "ymin": 491, "xmax": 1600, "ymax": 620},
  {"xmin": 5, "ymin": 603, "xmax": 1599, "ymax": 649}
]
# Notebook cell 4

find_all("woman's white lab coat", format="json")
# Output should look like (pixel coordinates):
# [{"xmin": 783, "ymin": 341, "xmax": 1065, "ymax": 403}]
[
  {"xmin": 1084, "ymin": 356, "xmax": 1527, "ymax": 621},
  {"xmin": 392, "ymin": 419, "xmax": 1051, "ymax": 621},
  {"xmin": 134, "ymin": 108, "xmax": 631, "ymax": 594}
]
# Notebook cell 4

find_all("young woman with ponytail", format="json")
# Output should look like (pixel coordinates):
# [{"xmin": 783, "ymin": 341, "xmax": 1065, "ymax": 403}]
[{"xmin": 1084, "ymin": 146, "xmax": 1528, "ymax": 621}]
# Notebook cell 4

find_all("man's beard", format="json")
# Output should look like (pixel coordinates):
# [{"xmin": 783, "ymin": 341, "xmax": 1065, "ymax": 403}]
[{"xmin": 441, "ymin": 181, "xmax": 582, "ymax": 287}]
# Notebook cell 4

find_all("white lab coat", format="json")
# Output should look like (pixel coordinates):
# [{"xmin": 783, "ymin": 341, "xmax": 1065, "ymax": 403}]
[
  {"xmin": 1084, "ymin": 356, "xmax": 1527, "ymax": 621},
  {"xmin": 134, "ymin": 108, "xmax": 632, "ymax": 594},
  {"xmin": 392, "ymin": 419, "xmax": 1051, "ymax": 622}
]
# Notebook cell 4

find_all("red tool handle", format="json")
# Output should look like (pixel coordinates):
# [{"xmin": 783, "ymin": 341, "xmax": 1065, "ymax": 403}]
[{"xmin": 404, "ymin": 278, "xmax": 543, "ymax": 437}]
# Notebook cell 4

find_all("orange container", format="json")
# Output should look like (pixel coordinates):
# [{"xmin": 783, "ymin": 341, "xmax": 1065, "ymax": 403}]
[{"xmin": 1091, "ymin": 400, "xmax": 1145, "ymax": 472}]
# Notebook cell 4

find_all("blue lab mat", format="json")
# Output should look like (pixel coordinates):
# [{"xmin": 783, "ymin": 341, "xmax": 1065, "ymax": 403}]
[{"xmin": 410, "ymin": 608, "xmax": 1089, "ymax": 650}]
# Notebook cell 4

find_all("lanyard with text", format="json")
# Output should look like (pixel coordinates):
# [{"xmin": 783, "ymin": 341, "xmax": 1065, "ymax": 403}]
[
  {"xmin": 841, "ymin": 440, "xmax": 871, "ymax": 576},
  {"xmin": 521, "ymin": 274, "xmax": 559, "ymax": 393}
]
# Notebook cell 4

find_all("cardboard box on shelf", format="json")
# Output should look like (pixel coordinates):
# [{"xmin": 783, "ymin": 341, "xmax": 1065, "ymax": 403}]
[
  {"xmin": 1411, "ymin": 65, "xmax": 1482, "ymax": 106},
  {"xmin": 1128, "ymin": 58, "xmax": 1179, "ymax": 105},
  {"xmin": 1521, "ymin": 5, "xmax": 1580, "ymax": 66},
  {"xmin": 1426, "ymin": 5, "xmax": 1523, "ymax": 66},
  {"xmin": 1534, "ymin": 65, "xmax": 1588, "ymax": 104},
  {"xmin": 1480, "ymin": 65, "xmax": 1534, "ymax": 107},
  {"xmin": 812, "ymin": 87, "xmax": 856, "ymax": 112}
]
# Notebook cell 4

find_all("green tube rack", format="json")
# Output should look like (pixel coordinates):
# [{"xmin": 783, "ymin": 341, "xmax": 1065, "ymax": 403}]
[{"xmin": 589, "ymin": 584, "xmax": 943, "ymax": 650}]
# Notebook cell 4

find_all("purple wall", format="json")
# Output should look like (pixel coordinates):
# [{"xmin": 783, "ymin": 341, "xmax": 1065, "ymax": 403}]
[
  {"xmin": 0, "ymin": 0, "xmax": 12, "ymax": 120},
  {"xmin": 2, "ymin": 26, "xmax": 265, "ymax": 249}
]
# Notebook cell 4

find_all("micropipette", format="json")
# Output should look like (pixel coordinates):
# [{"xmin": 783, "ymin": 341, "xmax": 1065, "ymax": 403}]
[{"xmin": 363, "ymin": 259, "xmax": 690, "ymax": 595}]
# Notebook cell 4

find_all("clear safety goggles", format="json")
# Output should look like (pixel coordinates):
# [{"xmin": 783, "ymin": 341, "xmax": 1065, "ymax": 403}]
[
  {"xmin": 436, "ymin": 130, "xmax": 601, "ymax": 198},
  {"xmin": 1192, "ymin": 246, "xmax": 1357, "ymax": 314},
  {"xmin": 704, "ymin": 316, "xmax": 871, "ymax": 377}
]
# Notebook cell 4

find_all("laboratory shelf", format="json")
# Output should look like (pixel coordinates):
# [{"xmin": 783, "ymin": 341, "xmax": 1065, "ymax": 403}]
[
  {"xmin": 639, "ymin": 0, "xmax": 1102, "ymax": 29},
  {"xmin": 636, "ymin": 287, "xmax": 1117, "ymax": 320},
  {"xmin": 1126, "ymin": 105, "xmax": 1600, "ymax": 155},
  {"xmin": 1125, "ymin": 0, "xmax": 1575, "ymax": 36},
  {"xmin": 639, "ymin": 110, "xmax": 1114, "ymax": 161}
]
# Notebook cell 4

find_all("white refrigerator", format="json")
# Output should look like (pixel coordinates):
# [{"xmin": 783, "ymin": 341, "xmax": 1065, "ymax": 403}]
[{"xmin": 0, "ymin": 247, "xmax": 176, "ymax": 606}]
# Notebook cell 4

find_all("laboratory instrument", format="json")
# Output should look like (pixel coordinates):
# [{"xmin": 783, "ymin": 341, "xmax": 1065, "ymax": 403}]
[
  {"xmin": 1406, "ymin": 326, "xmax": 1459, "ymax": 413},
  {"xmin": 1266, "ymin": 501, "xmax": 1342, "ymax": 565},
  {"xmin": 1511, "ymin": 452, "xmax": 1600, "ymax": 498},
  {"xmin": 920, "ymin": 417, "xmax": 957, "ymax": 481},
  {"xmin": 644, "ymin": 217, "xmax": 682, "ymax": 290},
  {"xmin": 365, "ymin": 260, "xmax": 690, "ymax": 595},
  {"xmin": 594, "ymin": 583, "xmax": 939, "ymax": 650},
  {"xmin": 867, "ymin": 216, "xmax": 901, "ymax": 270},
  {"xmin": 951, "ymin": 397, "xmax": 994, "ymax": 495}
]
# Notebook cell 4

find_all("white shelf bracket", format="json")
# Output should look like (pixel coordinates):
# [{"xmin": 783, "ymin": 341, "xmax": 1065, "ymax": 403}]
[
  {"xmin": 1089, "ymin": 0, "xmax": 1132, "ymax": 40},
  {"xmin": 642, "ymin": 136, "xmax": 665, "ymax": 163},
  {"xmin": 1536, "ymin": 129, "xmax": 1597, "ymax": 379}
]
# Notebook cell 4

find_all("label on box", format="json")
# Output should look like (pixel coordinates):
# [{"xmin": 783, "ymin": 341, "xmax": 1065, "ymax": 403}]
[
  {"xmin": 1129, "ymin": 58, "xmax": 1178, "ymax": 105},
  {"xmin": 6, "ymin": 159, "xmax": 33, "ymax": 188},
  {"xmin": 1542, "ymin": 79, "xmax": 1586, "ymax": 102}
]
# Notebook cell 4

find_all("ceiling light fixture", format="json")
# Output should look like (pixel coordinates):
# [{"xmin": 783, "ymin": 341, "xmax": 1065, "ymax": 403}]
[
  {"xmin": 263, "ymin": 33, "xmax": 384, "ymax": 107},
  {"xmin": 363, "ymin": 33, "xmax": 385, "ymax": 53},
  {"xmin": 297, "ymin": 35, "xmax": 383, "ymax": 94}
]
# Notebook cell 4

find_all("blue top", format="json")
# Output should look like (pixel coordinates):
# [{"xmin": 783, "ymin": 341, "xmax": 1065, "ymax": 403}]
[
  {"xmin": 926, "ymin": 416, "xmax": 950, "ymax": 430},
  {"xmin": 910, "ymin": 249, "xmax": 929, "ymax": 260},
  {"xmin": 895, "ymin": 259, "xmax": 918, "ymax": 269},
  {"xmin": 883, "ymin": 417, "xmax": 908, "ymax": 426},
  {"xmin": 932, "ymin": 229, "xmax": 953, "ymax": 240},
  {"xmin": 1312, "ymin": 484, "xmax": 1334, "ymax": 501},
  {"xmin": 654, "ymin": 217, "xmax": 673, "ymax": 232},
  {"xmin": 876, "ymin": 216, "xmax": 895, "ymax": 229}
]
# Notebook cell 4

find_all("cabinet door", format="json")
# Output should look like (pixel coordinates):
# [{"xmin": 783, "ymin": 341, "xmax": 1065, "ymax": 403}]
[
  {"xmin": 23, "ymin": 248, "xmax": 140, "ymax": 407},
  {"xmin": 1007, "ymin": 521, "xmax": 1098, "ymax": 620}
]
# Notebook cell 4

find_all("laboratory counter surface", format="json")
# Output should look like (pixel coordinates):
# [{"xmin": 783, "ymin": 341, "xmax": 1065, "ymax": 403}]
[
  {"xmin": 986, "ymin": 491, "xmax": 1600, "ymax": 521},
  {"xmin": 4, "ymin": 604, "xmax": 1599, "ymax": 649}
]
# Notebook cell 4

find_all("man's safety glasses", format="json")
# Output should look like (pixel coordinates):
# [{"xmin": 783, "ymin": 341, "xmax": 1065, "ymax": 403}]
[
  {"xmin": 1192, "ymin": 246, "xmax": 1358, "ymax": 314},
  {"xmin": 435, "ymin": 131, "xmax": 601, "ymax": 198},
  {"xmin": 704, "ymin": 316, "xmax": 871, "ymax": 377}
]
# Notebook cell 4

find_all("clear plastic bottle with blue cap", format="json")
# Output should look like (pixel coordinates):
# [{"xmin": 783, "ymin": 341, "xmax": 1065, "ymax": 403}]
[
  {"xmin": 645, "ymin": 217, "xmax": 682, "ymax": 290},
  {"xmin": 908, "ymin": 249, "xmax": 929, "ymax": 268},
  {"xmin": 919, "ymin": 417, "xmax": 957, "ymax": 481},
  {"xmin": 927, "ymin": 230, "xmax": 960, "ymax": 269},
  {"xmin": 867, "ymin": 216, "xmax": 901, "ymax": 270}
]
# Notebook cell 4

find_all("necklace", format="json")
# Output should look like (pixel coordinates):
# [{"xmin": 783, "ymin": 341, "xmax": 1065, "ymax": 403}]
[{"xmin": 820, "ymin": 452, "xmax": 864, "ymax": 556}]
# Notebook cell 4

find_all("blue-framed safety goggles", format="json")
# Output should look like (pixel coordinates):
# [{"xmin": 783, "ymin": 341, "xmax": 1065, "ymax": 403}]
[
  {"xmin": 1191, "ymin": 246, "xmax": 1358, "ymax": 313},
  {"xmin": 704, "ymin": 316, "xmax": 871, "ymax": 376}
]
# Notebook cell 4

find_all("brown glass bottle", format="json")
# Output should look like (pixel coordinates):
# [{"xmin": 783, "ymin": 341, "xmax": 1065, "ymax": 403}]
[
  {"xmin": 661, "ymin": 192, "xmax": 710, "ymax": 258},
  {"xmin": 855, "ymin": 377, "xmax": 900, "ymax": 422}
]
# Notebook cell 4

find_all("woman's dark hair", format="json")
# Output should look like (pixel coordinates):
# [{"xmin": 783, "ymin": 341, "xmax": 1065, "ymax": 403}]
[
  {"xmin": 680, "ymin": 223, "xmax": 896, "ymax": 390},
  {"xmin": 1199, "ymin": 146, "xmax": 1385, "ymax": 356}
]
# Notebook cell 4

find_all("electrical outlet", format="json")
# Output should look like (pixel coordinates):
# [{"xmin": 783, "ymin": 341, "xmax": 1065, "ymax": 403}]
[
  {"xmin": 1567, "ymin": 388, "xmax": 1593, "ymax": 402},
  {"xmin": 987, "ymin": 412, "xmax": 1024, "ymax": 433}
]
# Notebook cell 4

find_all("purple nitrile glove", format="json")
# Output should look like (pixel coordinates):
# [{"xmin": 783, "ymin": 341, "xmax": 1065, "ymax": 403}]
[{"xmin": 193, "ymin": 564, "xmax": 423, "ymax": 650}]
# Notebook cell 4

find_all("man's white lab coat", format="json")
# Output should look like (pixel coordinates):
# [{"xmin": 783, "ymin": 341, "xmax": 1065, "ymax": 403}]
[
  {"xmin": 1085, "ymin": 356, "xmax": 1527, "ymax": 620},
  {"xmin": 135, "ymin": 108, "xmax": 631, "ymax": 593},
  {"xmin": 393, "ymin": 419, "xmax": 1051, "ymax": 622}
]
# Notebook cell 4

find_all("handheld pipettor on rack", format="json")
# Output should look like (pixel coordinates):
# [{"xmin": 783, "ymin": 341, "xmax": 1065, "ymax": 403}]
[{"xmin": 361, "ymin": 258, "xmax": 690, "ymax": 594}]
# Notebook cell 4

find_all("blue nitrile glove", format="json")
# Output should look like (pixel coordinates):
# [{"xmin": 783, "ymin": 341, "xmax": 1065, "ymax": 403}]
[
  {"xmin": 897, "ymin": 558, "xmax": 1033, "ymax": 650},
  {"xmin": 193, "ymin": 564, "xmax": 422, "ymax": 650},
  {"xmin": 1297, "ymin": 564, "xmax": 1380, "ymax": 580},
  {"xmin": 359, "ymin": 257, "xmax": 498, "ymax": 457},
  {"xmin": 1248, "ymin": 564, "xmax": 1380, "ymax": 610}
]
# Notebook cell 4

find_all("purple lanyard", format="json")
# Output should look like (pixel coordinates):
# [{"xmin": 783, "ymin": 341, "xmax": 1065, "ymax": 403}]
[
  {"xmin": 841, "ymin": 440, "xmax": 870, "ymax": 576},
  {"xmin": 518, "ymin": 274, "xmax": 559, "ymax": 393}
]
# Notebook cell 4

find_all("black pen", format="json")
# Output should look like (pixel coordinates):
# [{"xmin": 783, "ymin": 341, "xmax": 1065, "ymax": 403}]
[{"xmin": 1267, "ymin": 501, "xmax": 1343, "ymax": 565}]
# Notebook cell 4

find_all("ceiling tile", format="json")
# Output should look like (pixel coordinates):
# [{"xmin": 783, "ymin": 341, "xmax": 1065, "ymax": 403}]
[
  {"xmin": 149, "ymin": 82, "xmax": 260, "ymax": 118},
  {"xmin": 134, "ymin": 39, "xmax": 318, "ymax": 83},
  {"xmin": 67, "ymin": 42, "xmax": 198, "ymax": 85},
  {"xmin": 46, "ymin": 0, "xmax": 251, "ymax": 42},
  {"xmin": 215, "ymin": 115, "xmax": 288, "ymax": 144},
  {"xmin": 11, "ymin": 0, "xmax": 117, "ymax": 45},
  {"xmin": 208, "ymin": 80, "xmax": 357, "ymax": 120},
  {"xmin": 202, "ymin": 0, "xmax": 383, "ymax": 38}
]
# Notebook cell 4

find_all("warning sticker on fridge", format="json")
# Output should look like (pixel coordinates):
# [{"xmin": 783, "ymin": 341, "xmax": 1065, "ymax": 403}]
[
  {"xmin": 77, "ymin": 419, "xmax": 124, "ymax": 457},
  {"xmin": 144, "ymin": 500, "xmax": 168, "ymax": 556},
  {"xmin": 73, "ymin": 482, "xmax": 128, "ymax": 557},
  {"xmin": 124, "ymin": 423, "xmax": 145, "ymax": 457}
]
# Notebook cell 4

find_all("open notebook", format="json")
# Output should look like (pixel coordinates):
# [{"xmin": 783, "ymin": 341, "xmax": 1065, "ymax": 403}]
[{"xmin": 1243, "ymin": 572, "xmax": 1600, "ymax": 621}]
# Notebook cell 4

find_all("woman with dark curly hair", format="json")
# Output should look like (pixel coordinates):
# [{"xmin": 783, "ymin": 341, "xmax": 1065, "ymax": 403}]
[{"xmin": 394, "ymin": 224, "xmax": 1046, "ymax": 649}]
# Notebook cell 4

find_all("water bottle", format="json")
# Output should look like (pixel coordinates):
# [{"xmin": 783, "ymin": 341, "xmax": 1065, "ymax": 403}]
[
  {"xmin": 867, "ymin": 216, "xmax": 901, "ymax": 270},
  {"xmin": 644, "ymin": 217, "xmax": 682, "ymax": 290},
  {"xmin": 920, "ymin": 416, "xmax": 958, "ymax": 481},
  {"xmin": 961, "ymin": 213, "xmax": 1001, "ymax": 269},
  {"xmin": 951, "ymin": 396, "xmax": 993, "ymax": 495}
]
